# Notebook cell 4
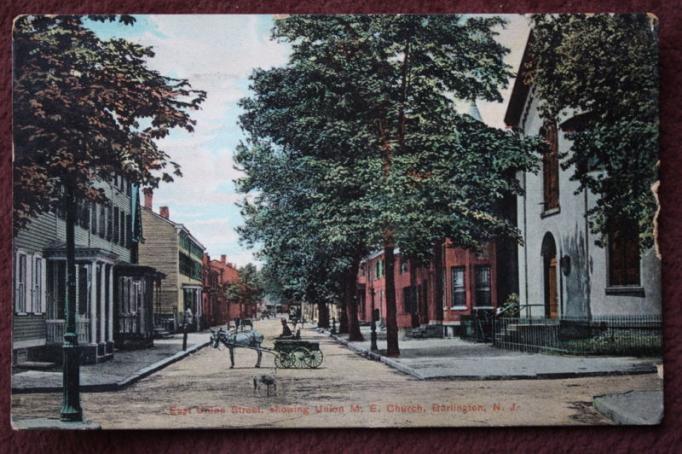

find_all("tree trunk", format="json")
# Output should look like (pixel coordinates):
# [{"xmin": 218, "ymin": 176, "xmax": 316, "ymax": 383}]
[
  {"xmin": 384, "ymin": 238, "xmax": 400, "ymax": 356},
  {"xmin": 317, "ymin": 301, "xmax": 329, "ymax": 328},
  {"xmin": 60, "ymin": 184, "xmax": 82, "ymax": 421},
  {"xmin": 345, "ymin": 258, "xmax": 364, "ymax": 342},
  {"xmin": 433, "ymin": 239, "xmax": 445, "ymax": 323},
  {"xmin": 409, "ymin": 258, "xmax": 419, "ymax": 328},
  {"xmin": 338, "ymin": 295, "xmax": 349, "ymax": 334}
]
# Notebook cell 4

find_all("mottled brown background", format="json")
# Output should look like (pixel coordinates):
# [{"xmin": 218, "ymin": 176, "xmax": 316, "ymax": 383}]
[{"xmin": 1, "ymin": 1, "xmax": 680, "ymax": 452}]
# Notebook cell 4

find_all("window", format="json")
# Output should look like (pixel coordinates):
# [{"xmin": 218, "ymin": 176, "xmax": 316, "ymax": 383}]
[
  {"xmin": 179, "ymin": 253, "xmax": 202, "ymax": 280},
  {"xmin": 119, "ymin": 211, "xmax": 126, "ymax": 246},
  {"xmin": 542, "ymin": 121, "xmax": 560, "ymax": 211},
  {"xmin": 107, "ymin": 205, "xmax": 113, "ymax": 241},
  {"xmin": 78, "ymin": 265, "xmax": 88, "ymax": 316},
  {"xmin": 608, "ymin": 218, "xmax": 641, "ymax": 286},
  {"xmin": 126, "ymin": 214, "xmax": 133, "ymax": 247},
  {"xmin": 375, "ymin": 260, "xmax": 384, "ymax": 279},
  {"xmin": 113, "ymin": 207, "xmax": 120, "ymax": 244},
  {"xmin": 400, "ymin": 256, "xmax": 409, "ymax": 274},
  {"xmin": 99, "ymin": 204, "xmax": 106, "ymax": 237},
  {"xmin": 78, "ymin": 200, "xmax": 90, "ymax": 229},
  {"xmin": 402, "ymin": 286, "xmax": 414, "ymax": 313},
  {"xmin": 91, "ymin": 201, "xmax": 98, "ymax": 234},
  {"xmin": 15, "ymin": 252, "xmax": 27, "ymax": 313},
  {"xmin": 474, "ymin": 266, "xmax": 492, "ymax": 307},
  {"xmin": 451, "ymin": 267, "xmax": 466, "ymax": 307}
]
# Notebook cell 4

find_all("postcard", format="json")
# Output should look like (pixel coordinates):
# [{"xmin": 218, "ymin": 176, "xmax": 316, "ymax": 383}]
[{"xmin": 11, "ymin": 13, "xmax": 662, "ymax": 429}]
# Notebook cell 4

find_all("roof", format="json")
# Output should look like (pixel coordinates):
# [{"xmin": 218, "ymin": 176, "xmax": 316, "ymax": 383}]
[
  {"xmin": 143, "ymin": 206, "xmax": 206, "ymax": 251},
  {"xmin": 503, "ymin": 29, "xmax": 534, "ymax": 128}
]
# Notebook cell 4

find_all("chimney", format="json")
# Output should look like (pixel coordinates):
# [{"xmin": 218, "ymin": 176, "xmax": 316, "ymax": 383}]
[
  {"xmin": 221, "ymin": 255, "xmax": 227, "ymax": 264},
  {"xmin": 160, "ymin": 206, "xmax": 170, "ymax": 219},
  {"xmin": 143, "ymin": 188, "xmax": 153, "ymax": 209}
]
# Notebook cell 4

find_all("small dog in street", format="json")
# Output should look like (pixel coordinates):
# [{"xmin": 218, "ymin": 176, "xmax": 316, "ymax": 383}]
[{"xmin": 253, "ymin": 374, "xmax": 277, "ymax": 396}]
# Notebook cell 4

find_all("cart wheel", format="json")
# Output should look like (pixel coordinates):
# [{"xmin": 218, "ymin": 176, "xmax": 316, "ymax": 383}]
[
  {"xmin": 274, "ymin": 353, "xmax": 291, "ymax": 369},
  {"xmin": 305, "ymin": 350, "xmax": 323, "ymax": 368},
  {"xmin": 290, "ymin": 347, "xmax": 310, "ymax": 369}
]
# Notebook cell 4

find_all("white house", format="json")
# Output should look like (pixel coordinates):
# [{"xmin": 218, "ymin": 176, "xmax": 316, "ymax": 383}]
[{"xmin": 504, "ymin": 33, "xmax": 661, "ymax": 320}]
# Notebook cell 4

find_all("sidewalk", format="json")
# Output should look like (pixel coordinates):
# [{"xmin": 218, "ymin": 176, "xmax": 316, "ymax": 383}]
[
  {"xmin": 12, "ymin": 331, "xmax": 211, "ymax": 393},
  {"xmin": 320, "ymin": 325, "xmax": 659, "ymax": 380}
]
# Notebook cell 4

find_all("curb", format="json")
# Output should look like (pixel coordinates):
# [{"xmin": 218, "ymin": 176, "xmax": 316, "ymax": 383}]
[
  {"xmin": 593, "ymin": 390, "xmax": 663, "ymax": 425},
  {"xmin": 319, "ymin": 329, "xmax": 658, "ymax": 381},
  {"xmin": 12, "ymin": 341, "xmax": 210, "ymax": 394}
]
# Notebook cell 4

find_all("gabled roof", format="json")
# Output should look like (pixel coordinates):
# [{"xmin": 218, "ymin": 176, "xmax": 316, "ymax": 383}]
[
  {"xmin": 142, "ymin": 206, "xmax": 206, "ymax": 251},
  {"xmin": 503, "ymin": 30, "xmax": 534, "ymax": 128}
]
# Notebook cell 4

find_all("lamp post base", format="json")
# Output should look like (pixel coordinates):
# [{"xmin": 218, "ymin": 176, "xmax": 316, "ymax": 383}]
[{"xmin": 60, "ymin": 335, "xmax": 82, "ymax": 422}]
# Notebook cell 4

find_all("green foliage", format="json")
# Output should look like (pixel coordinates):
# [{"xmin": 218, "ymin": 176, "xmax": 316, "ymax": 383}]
[
  {"xmin": 526, "ymin": 14, "xmax": 658, "ymax": 248},
  {"xmin": 13, "ymin": 15, "xmax": 206, "ymax": 230},
  {"xmin": 225, "ymin": 263, "xmax": 264, "ymax": 308},
  {"xmin": 236, "ymin": 15, "xmax": 539, "ymax": 313}
]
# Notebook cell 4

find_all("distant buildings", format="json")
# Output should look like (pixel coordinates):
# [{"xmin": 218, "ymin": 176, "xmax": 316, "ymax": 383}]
[
  {"xmin": 139, "ymin": 190, "xmax": 206, "ymax": 332},
  {"xmin": 203, "ymin": 254, "xmax": 240, "ymax": 327}
]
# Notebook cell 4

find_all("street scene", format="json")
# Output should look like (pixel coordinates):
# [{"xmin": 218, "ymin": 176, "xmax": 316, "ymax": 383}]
[
  {"xmin": 11, "ymin": 14, "xmax": 662, "ymax": 429},
  {"xmin": 12, "ymin": 318, "xmax": 662, "ymax": 428}
]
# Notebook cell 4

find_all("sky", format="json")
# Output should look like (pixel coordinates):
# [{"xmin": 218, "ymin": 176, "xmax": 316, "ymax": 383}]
[{"xmin": 87, "ymin": 14, "xmax": 530, "ymax": 268}]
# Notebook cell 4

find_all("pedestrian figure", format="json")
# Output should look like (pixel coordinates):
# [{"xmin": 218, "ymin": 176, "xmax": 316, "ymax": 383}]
[
  {"xmin": 235, "ymin": 317, "xmax": 241, "ymax": 332},
  {"xmin": 279, "ymin": 318, "xmax": 293, "ymax": 338}
]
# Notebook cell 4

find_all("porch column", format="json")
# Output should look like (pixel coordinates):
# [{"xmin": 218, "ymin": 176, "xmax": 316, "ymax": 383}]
[
  {"xmin": 87, "ymin": 260, "xmax": 97, "ymax": 342},
  {"xmin": 108, "ymin": 265, "xmax": 114, "ymax": 342},
  {"xmin": 90, "ymin": 262, "xmax": 97, "ymax": 344},
  {"xmin": 99, "ymin": 263, "xmax": 106, "ymax": 344}
]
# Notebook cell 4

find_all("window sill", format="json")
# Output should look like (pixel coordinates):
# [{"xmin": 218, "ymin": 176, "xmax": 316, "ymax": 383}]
[
  {"xmin": 473, "ymin": 306, "xmax": 494, "ymax": 310},
  {"xmin": 450, "ymin": 306, "xmax": 468, "ymax": 311},
  {"xmin": 605, "ymin": 286, "xmax": 645, "ymax": 297},
  {"xmin": 541, "ymin": 206, "xmax": 561, "ymax": 218}
]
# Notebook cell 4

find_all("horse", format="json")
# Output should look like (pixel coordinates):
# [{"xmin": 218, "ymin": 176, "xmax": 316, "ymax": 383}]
[{"xmin": 211, "ymin": 327, "xmax": 264, "ymax": 368}]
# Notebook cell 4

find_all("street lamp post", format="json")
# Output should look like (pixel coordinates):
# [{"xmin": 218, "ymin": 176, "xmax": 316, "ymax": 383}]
[{"xmin": 60, "ymin": 185, "xmax": 82, "ymax": 421}]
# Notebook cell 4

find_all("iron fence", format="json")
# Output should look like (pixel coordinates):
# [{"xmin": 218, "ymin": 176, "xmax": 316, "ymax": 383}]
[
  {"xmin": 491, "ymin": 314, "xmax": 662, "ymax": 356},
  {"xmin": 459, "ymin": 309, "xmax": 495, "ymax": 343}
]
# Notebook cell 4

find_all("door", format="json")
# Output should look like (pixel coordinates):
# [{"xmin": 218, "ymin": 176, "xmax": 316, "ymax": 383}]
[
  {"xmin": 541, "ymin": 233, "xmax": 559, "ymax": 320},
  {"xmin": 547, "ymin": 257, "xmax": 558, "ymax": 319}
]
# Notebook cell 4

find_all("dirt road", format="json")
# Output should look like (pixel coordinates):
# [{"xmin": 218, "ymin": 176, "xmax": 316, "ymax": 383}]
[{"xmin": 11, "ymin": 319, "xmax": 662, "ymax": 428}]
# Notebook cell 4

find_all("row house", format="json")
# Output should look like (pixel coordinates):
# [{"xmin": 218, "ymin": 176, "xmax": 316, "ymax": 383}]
[
  {"xmin": 504, "ymin": 31, "xmax": 661, "ymax": 320},
  {"xmin": 202, "ymin": 254, "xmax": 240, "ymax": 328},
  {"xmin": 139, "ymin": 191, "xmax": 206, "ymax": 332},
  {"xmin": 357, "ymin": 240, "xmax": 501, "ymax": 336},
  {"xmin": 13, "ymin": 177, "xmax": 162, "ymax": 364}
]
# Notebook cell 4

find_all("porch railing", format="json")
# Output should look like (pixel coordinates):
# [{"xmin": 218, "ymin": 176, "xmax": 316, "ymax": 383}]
[
  {"xmin": 119, "ymin": 313, "xmax": 139, "ymax": 334},
  {"xmin": 491, "ymin": 314, "xmax": 662, "ymax": 356},
  {"xmin": 46, "ymin": 318, "xmax": 91, "ymax": 344}
]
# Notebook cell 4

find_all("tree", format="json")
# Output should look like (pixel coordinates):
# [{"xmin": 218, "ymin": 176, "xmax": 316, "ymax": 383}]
[
  {"xmin": 237, "ymin": 15, "xmax": 539, "ymax": 355},
  {"xmin": 226, "ymin": 264, "xmax": 264, "ymax": 316},
  {"xmin": 526, "ymin": 13, "xmax": 658, "ymax": 248},
  {"xmin": 13, "ymin": 15, "xmax": 205, "ymax": 421}
]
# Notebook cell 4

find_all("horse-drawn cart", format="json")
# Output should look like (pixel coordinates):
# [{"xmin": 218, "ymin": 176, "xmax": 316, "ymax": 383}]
[
  {"xmin": 210, "ymin": 327, "xmax": 324, "ymax": 369},
  {"xmin": 273, "ymin": 339, "xmax": 324, "ymax": 369}
]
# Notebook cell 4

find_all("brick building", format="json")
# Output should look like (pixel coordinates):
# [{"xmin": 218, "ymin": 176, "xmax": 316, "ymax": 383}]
[
  {"xmin": 203, "ymin": 254, "xmax": 240, "ymax": 327},
  {"xmin": 357, "ymin": 240, "xmax": 499, "ymax": 336}
]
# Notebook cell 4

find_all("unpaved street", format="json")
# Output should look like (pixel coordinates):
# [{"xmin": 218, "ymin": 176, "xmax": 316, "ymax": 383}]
[{"xmin": 12, "ymin": 319, "xmax": 662, "ymax": 428}]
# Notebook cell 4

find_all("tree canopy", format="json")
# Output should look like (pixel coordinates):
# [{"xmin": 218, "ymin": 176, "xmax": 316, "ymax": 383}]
[
  {"xmin": 236, "ymin": 15, "xmax": 540, "ymax": 351},
  {"xmin": 13, "ymin": 15, "xmax": 206, "ymax": 230}
]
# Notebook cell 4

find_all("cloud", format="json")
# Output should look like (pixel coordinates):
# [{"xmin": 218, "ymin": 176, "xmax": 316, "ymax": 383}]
[{"xmin": 131, "ymin": 15, "xmax": 290, "ymax": 261}]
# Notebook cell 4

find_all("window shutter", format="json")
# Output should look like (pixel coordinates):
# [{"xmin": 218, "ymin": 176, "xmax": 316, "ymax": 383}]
[
  {"xmin": 25, "ymin": 253, "xmax": 33, "ymax": 313},
  {"xmin": 40, "ymin": 257, "xmax": 47, "ymax": 313}
]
